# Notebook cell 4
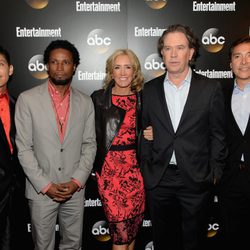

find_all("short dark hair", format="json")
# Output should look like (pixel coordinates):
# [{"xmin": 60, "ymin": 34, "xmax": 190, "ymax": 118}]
[
  {"xmin": 43, "ymin": 40, "xmax": 80, "ymax": 67},
  {"xmin": 158, "ymin": 24, "xmax": 200, "ymax": 65},
  {"xmin": 229, "ymin": 35, "xmax": 250, "ymax": 59},
  {"xmin": 0, "ymin": 46, "xmax": 11, "ymax": 65}
]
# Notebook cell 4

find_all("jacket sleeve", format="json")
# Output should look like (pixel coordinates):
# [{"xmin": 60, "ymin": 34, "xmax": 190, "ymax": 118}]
[
  {"xmin": 71, "ymin": 96, "xmax": 97, "ymax": 186},
  {"xmin": 209, "ymin": 82, "xmax": 227, "ymax": 182},
  {"xmin": 140, "ymin": 87, "xmax": 153, "ymax": 172},
  {"xmin": 15, "ymin": 93, "xmax": 51, "ymax": 193}
]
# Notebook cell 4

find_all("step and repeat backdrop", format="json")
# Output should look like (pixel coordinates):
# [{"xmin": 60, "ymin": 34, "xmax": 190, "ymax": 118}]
[{"xmin": 0, "ymin": 0, "xmax": 249, "ymax": 249}]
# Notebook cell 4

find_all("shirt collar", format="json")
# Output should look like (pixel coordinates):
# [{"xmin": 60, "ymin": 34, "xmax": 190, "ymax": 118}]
[
  {"xmin": 0, "ymin": 89, "xmax": 9, "ymax": 99},
  {"xmin": 165, "ymin": 67, "xmax": 192, "ymax": 88},
  {"xmin": 48, "ymin": 80, "xmax": 71, "ymax": 97},
  {"xmin": 234, "ymin": 79, "xmax": 250, "ymax": 92}
]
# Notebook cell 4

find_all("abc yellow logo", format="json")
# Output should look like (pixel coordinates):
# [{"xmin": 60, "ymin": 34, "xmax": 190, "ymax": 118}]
[
  {"xmin": 207, "ymin": 223, "xmax": 219, "ymax": 238},
  {"xmin": 144, "ymin": 53, "xmax": 165, "ymax": 78},
  {"xmin": 145, "ymin": 0, "xmax": 167, "ymax": 9},
  {"xmin": 145, "ymin": 241, "xmax": 154, "ymax": 250},
  {"xmin": 92, "ymin": 221, "xmax": 111, "ymax": 242},
  {"xmin": 202, "ymin": 28, "xmax": 225, "ymax": 53},
  {"xmin": 28, "ymin": 55, "xmax": 48, "ymax": 80},
  {"xmin": 87, "ymin": 29, "xmax": 111, "ymax": 54},
  {"xmin": 26, "ymin": 0, "xmax": 49, "ymax": 9}
]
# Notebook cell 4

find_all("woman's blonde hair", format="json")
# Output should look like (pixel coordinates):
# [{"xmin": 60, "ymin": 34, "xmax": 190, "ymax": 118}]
[{"xmin": 103, "ymin": 49, "xmax": 144, "ymax": 92}]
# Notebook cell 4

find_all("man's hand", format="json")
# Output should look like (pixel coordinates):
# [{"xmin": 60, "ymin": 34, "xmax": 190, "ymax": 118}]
[
  {"xmin": 58, "ymin": 181, "xmax": 79, "ymax": 195},
  {"xmin": 46, "ymin": 183, "xmax": 73, "ymax": 203},
  {"xmin": 51, "ymin": 181, "xmax": 79, "ymax": 202}
]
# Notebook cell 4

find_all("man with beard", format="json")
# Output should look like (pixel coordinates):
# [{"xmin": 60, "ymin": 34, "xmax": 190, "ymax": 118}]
[{"xmin": 15, "ymin": 40, "xmax": 96, "ymax": 250}]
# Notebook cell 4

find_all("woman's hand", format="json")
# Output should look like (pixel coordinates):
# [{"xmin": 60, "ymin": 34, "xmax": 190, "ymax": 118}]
[{"xmin": 143, "ymin": 126, "xmax": 153, "ymax": 141}]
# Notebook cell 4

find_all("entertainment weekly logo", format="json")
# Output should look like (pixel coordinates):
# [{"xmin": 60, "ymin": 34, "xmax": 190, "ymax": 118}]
[
  {"xmin": 193, "ymin": 1, "xmax": 236, "ymax": 12},
  {"xmin": 76, "ymin": 1, "xmax": 121, "ymax": 12}
]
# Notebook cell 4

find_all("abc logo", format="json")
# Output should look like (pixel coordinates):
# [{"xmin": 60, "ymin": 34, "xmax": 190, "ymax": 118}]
[
  {"xmin": 26, "ymin": 0, "xmax": 49, "ymax": 9},
  {"xmin": 145, "ymin": 241, "xmax": 154, "ymax": 250},
  {"xmin": 87, "ymin": 29, "xmax": 111, "ymax": 54},
  {"xmin": 144, "ymin": 53, "xmax": 165, "ymax": 78},
  {"xmin": 28, "ymin": 54, "xmax": 48, "ymax": 80},
  {"xmin": 207, "ymin": 223, "xmax": 219, "ymax": 238},
  {"xmin": 202, "ymin": 28, "xmax": 225, "ymax": 53},
  {"xmin": 145, "ymin": 0, "xmax": 167, "ymax": 9},
  {"xmin": 92, "ymin": 220, "xmax": 111, "ymax": 242}
]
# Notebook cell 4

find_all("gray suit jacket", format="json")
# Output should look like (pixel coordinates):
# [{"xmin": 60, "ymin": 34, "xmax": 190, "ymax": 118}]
[{"xmin": 15, "ymin": 82, "xmax": 96, "ymax": 200}]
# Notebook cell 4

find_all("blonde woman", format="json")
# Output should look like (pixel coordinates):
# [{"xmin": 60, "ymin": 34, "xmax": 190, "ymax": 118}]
[{"xmin": 91, "ymin": 49, "xmax": 152, "ymax": 250}]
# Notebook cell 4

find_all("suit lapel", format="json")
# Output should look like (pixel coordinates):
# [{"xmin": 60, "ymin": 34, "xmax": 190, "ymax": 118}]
[
  {"xmin": 229, "ymin": 84, "xmax": 250, "ymax": 137},
  {"xmin": 63, "ymin": 87, "xmax": 76, "ymax": 144},
  {"xmin": 156, "ymin": 75, "xmax": 175, "ymax": 133},
  {"xmin": 9, "ymin": 96, "xmax": 16, "ymax": 149},
  {"xmin": 225, "ymin": 83, "xmax": 243, "ymax": 136},
  {"xmin": 0, "ymin": 96, "xmax": 14, "ymax": 152},
  {"xmin": 244, "ymin": 115, "xmax": 250, "ymax": 137},
  {"xmin": 41, "ymin": 83, "xmax": 61, "ymax": 141},
  {"xmin": 0, "ymin": 118, "xmax": 8, "ymax": 147},
  {"xmin": 175, "ymin": 75, "xmax": 199, "ymax": 131}
]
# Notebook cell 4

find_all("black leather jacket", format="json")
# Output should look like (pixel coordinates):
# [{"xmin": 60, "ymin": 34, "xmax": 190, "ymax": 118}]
[{"xmin": 91, "ymin": 82, "xmax": 142, "ymax": 174}]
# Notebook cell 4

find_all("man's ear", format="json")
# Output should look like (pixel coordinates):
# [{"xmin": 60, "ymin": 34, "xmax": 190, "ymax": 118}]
[{"xmin": 9, "ymin": 64, "xmax": 14, "ymax": 76}]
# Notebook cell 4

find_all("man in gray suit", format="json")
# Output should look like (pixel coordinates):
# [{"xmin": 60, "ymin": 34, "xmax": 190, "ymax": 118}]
[{"xmin": 15, "ymin": 40, "xmax": 96, "ymax": 250}]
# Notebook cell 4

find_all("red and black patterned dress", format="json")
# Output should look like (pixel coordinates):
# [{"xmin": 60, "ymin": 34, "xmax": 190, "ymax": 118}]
[{"xmin": 96, "ymin": 94, "xmax": 145, "ymax": 245}]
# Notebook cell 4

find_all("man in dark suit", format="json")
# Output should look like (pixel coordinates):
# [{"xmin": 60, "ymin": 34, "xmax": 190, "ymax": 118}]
[
  {"xmin": 218, "ymin": 35, "xmax": 250, "ymax": 250},
  {"xmin": 0, "ymin": 46, "xmax": 25, "ymax": 249},
  {"xmin": 140, "ymin": 24, "xmax": 227, "ymax": 250}
]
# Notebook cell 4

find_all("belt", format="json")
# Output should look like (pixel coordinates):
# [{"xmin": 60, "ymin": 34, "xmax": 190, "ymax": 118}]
[
  {"xmin": 168, "ymin": 164, "xmax": 178, "ymax": 170},
  {"xmin": 239, "ymin": 161, "xmax": 248, "ymax": 171},
  {"xmin": 110, "ymin": 144, "xmax": 136, "ymax": 151}
]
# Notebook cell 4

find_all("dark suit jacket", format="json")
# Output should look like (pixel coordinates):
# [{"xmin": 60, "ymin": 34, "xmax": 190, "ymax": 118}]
[
  {"xmin": 219, "ymin": 81, "xmax": 250, "ymax": 191},
  {"xmin": 0, "ymin": 94, "xmax": 25, "ymax": 248},
  {"xmin": 0, "ymin": 95, "xmax": 23, "ymax": 201},
  {"xmin": 140, "ymin": 71, "xmax": 227, "ymax": 191}
]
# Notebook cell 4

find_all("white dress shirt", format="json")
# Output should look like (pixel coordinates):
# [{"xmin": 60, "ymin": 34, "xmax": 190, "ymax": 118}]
[{"xmin": 163, "ymin": 68, "xmax": 192, "ymax": 165}]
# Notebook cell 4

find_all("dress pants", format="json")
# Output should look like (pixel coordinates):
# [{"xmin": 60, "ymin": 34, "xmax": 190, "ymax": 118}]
[
  {"xmin": 0, "ymin": 191, "xmax": 11, "ymax": 250},
  {"xmin": 146, "ymin": 167, "xmax": 211, "ymax": 250},
  {"xmin": 28, "ymin": 189, "xmax": 85, "ymax": 250},
  {"xmin": 219, "ymin": 165, "xmax": 250, "ymax": 250}
]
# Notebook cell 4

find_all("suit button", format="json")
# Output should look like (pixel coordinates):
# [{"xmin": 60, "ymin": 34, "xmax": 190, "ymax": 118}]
[
  {"xmin": 60, "ymin": 149, "xmax": 63, "ymax": 152},
  {"xmin": 58, "ymin": 167, "xmax": 61, "ymax": 171}
]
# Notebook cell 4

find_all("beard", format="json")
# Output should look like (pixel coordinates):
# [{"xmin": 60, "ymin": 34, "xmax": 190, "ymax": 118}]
[{"xmin": 49, "ymin": 76, "xmax": 73, "ymax": 86}]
